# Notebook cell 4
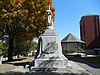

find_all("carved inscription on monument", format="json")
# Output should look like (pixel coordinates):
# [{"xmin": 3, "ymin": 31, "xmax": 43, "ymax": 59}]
[{"xmin": 42, "ymin": 37, "xmax": 58, "ymax": 54}]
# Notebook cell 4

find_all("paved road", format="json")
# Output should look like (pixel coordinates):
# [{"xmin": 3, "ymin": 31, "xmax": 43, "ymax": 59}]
[{"xmin": 75, "ymin": 61, "xmax": 100, "ymax": 75}]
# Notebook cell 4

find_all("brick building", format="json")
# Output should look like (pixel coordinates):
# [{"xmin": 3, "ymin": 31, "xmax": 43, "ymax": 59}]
[{"xmin": 80, "ymin": 15, "xmax": 100, "ymax": 49}]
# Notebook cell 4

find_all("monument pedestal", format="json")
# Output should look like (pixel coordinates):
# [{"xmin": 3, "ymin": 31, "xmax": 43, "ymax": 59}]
[
  {"xmin": 34, "ymin": 27, "xmax": 68, "ymax": 69},
  {"xmin": 35, "ymin": 57, "xmax": 68, "ymax": 68}
]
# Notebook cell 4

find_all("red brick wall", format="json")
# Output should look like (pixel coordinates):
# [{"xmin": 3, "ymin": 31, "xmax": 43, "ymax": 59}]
[{"xmin": 80, "ymin": 15, "xmax": 100, "ymax": 49}]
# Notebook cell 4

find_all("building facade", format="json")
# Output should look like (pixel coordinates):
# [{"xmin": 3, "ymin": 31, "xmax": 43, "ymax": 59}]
[
  {"xmin": 61, "ymin": 33, "xmax": 85, "ymax": 55},
  {"xmin": 80, "ymin": 15, "xmax": 100, "ymax": 49}
]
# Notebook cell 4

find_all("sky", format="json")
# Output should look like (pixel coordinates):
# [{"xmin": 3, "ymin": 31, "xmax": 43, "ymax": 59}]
[{"xmin": 52, "ymin": 0, "xmax": 100, "ymax": 40}]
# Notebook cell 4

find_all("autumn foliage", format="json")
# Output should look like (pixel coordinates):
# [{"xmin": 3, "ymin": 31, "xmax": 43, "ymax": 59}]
[
  {"xmin": 0, "ymin": 0, "xmax": 55, "ymax": 61},
  {"xmin": 0, "ymin": 0, "xmax": 55, "ymax": 40}
]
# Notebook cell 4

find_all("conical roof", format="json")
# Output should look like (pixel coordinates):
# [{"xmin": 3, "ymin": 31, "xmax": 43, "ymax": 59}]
[{"xmin": 61, "ymin": 33, "xmax": 85, "ymax": 43}]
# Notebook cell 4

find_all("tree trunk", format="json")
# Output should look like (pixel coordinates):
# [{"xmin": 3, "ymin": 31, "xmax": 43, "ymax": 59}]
[
  {"xmin": 0, "ymin": 56, "xmax": 3, "ymax": 65},
  {"xmin": 8, "ymin": 38, "xmax": 13, "ymax": 61}
]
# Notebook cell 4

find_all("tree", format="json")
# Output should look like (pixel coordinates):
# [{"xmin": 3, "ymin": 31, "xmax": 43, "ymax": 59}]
[
  {"xmin": 14, "ymin": 40, "xmax": 38, "ymax": 57},
  {"xmin": 0, "ymin": 0, "xmax": 55, "ymax": 61},
  {"xmin": 0, "ymin": 40, "xmax": 8, "ymax": 65},
  {"xmin": 0, "ymin": 41, "xmax": 8, "ymax": 56},
  {"xmin": 0, "ymin": 41, "xmax": 3, "ymax": 56}
]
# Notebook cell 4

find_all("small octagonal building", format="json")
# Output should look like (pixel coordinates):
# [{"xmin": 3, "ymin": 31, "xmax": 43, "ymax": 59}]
[{"xmin": 61, "ymin": 33, "xmax": 85, "ymax": 55}]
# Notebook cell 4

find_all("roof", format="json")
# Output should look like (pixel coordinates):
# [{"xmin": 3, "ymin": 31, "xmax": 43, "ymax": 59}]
[
  {"xmin": 81, "ymin": 15, "xmax": 99, "ymax": 19},
  {"xmin": 61, "ymin": 33, "xmax": 85, "ymax": 43}
]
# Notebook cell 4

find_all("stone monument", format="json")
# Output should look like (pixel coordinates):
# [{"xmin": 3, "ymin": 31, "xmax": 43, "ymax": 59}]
[{"xmin": 34, "ymin": 6, "xmax": 68, "ymax": 70}]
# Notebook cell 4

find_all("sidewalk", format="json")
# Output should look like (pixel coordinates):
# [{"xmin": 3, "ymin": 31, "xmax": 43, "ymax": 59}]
[{"xmin": 2, "ymin": 60, "xmax": 92, "ymax": 75}]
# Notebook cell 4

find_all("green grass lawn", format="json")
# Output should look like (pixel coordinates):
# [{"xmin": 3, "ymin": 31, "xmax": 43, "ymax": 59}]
[
  {"xmin": 67, "ymin": 55, "xmax": 100, "ymax": 64},
  {"xmin": 81, "ymin": 56, "xmax": 100, "ymax": 64}
]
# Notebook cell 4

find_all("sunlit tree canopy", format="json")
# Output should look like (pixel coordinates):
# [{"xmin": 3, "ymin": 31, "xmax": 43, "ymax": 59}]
[
  {"xmin": 0, "ymin": 0, "xmax": 55, "ymax": 41},
  {"xmin": 0, "ymin": 0, "xmax": 55, "ymax": 61}
]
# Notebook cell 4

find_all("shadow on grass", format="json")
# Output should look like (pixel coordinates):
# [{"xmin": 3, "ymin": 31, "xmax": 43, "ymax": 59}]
[
  {"xmin": 4, "ymin": 71, "xmax": 90, "ymax": 75},
  {"xmin": 11, "ymin": 62, "xmax": 30, "ymax": 67},
  {"xmin": 0, "ymin": 73, "xmax": 4, "ymax": 75},
  {"xmin": 2, "ymin": 57, "xmax": 31, "ymax": 67},
  {"xmin": 67, "ymin": 55, "xmax": 100, "ymax": 68},
  {"xmin": 3, "ymin": 58, "xmax": 26, "ymax": 63}
]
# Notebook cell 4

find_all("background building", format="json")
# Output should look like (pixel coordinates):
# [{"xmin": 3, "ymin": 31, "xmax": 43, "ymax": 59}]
[
  {"xmin": 80, "ymin": 15, "xmax": 100, "ymax": 49},
  {"xmin": 61, "ymin": 33, "xmax": 85, "ymax": 55}
]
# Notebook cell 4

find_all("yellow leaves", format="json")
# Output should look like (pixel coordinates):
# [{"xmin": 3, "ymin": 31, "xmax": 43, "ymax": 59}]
[
  {"xmin": 11, "ymin": 0, "xmax": 26, "ymax": 9},
  {"xmin": 2, "ymin": 9, "xmax": 7, "ymax": 13},
  {"xmin": 0, "ymin": 0, "xmax": 55, "ymax": 41},
  {"xmin": 32, "ymin": 16, "xmax": 35, "ymax": 19},
  {"xmin": 31, "ymin": 2, "xmax": 34, "ymax": 5},
  {"xmin": 2, "ymin": 14, "xmax": 8, "ymax": 18},
  {"xmin": 20, "ymin": 9, "xmax": 28, "ymax": 14},
  {"xmin": 0, "ymin": 1, "xmax": 3, "ymax": 9},
  {"xmin": 30, "ymin": 24, "xmax": 37, "ymax": 29},
  {"xmin": 16, "ymin": 3, "xmax": 22, "ymax": 8},
  {"xmin": 16, "ymin": 0, "xmax": 26, "ymax": 2},
  {"xmin": 38, "ymin": 11, "xmax": 41, "ymax": 14},
  {"xmin": 0, "ymin": 1, "xmax": 2, "ymax": 3}
]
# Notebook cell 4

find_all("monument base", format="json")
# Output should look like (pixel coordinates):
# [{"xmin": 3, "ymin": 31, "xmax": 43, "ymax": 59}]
[
  {"xmin": 33, "ymin": 27, "xmax": 68, "ymax": 70},
  {"xmin": 35, "ymin": 57, "xmax": 68, "ymax": 68}
]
